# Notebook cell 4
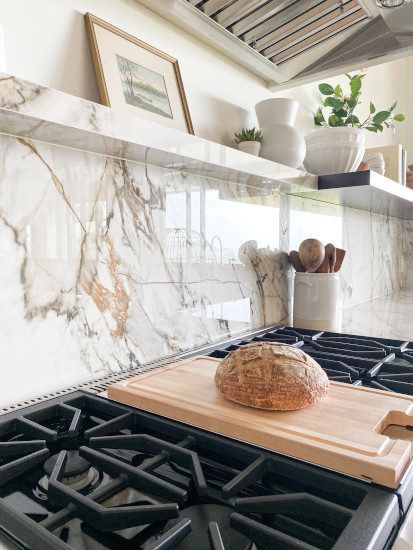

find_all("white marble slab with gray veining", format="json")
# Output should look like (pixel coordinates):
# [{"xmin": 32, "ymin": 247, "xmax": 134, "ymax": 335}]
[
  {"xmin": 0, "ymin": 134, "xmax": 290, "ymax": 406},
  {"xmin": 0, "ymin": 73, "xmax": 316, "ymax": 194},
  {"xmin": 341, "ymin": 289, "xmax": 413, "ymax": 341},
  {"xmin": 0, "ymin": 73, "xmax": 412, "ymax": 408}
]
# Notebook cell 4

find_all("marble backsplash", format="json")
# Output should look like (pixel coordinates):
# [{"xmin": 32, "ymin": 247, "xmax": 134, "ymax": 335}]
[
  {"xmin": 0, "ymin": 134, "xmax": 290, "ymax": 405},
  {"xmin": 286, "ymin": 195, "xmax": 413, "ymax": 308},
  {"xmin": 0, "ymin": 132, "xmax": 411, "ymax": 406}
]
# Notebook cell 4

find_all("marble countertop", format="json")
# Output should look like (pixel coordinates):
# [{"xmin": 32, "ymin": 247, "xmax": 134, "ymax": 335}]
[{"xmin": 341, "ymin": 289, "xmax": 413, "ymax": 341}]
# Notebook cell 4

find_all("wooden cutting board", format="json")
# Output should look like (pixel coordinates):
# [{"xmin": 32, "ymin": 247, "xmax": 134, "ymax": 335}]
[{"xmin": 108, "ymin": 356, "xmax": 413, "ymax": 488}]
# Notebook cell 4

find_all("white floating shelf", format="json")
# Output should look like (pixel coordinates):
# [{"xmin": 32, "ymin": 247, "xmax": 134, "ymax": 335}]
[
  {"xmin": 0, "ymin": 73, "xmax": 412, "ymax": 219},
  {"xmin": 289, "ymin": 170, "xmax": 413, "ymax": 220},
  {"xmin": 0, "ymin": 73, "xmax": 316, "ymax": 196}
]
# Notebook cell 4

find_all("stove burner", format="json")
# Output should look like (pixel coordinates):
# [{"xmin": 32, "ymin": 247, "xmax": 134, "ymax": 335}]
[
  {"xmin": 0, "ymin": 388, "xmax": 407, "ymax": 549},
  {"xmin": 44, "ymin": 450, "xmax": 90, "ymax": 478},
  {"xmin": 38, "ymin": 450, "xmax": 101, "ymax": 493},
  {"xmin": 163, "ymin": 504, "xmax": 252, "ymax": 550}
]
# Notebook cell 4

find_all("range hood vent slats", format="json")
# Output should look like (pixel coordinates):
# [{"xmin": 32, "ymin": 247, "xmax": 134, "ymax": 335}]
[
  {"xmin": 200, "ymin": 0, "xmax": 235, "ymax": 16},
  {"xmin": 230, "ymin": 0, "xmax": 298, "ymax": 36},
  {"xmin": 273, "ymin": 9, "xmax": 368, "ymax": 64},
  {"xmin": 187, "ymin": 0, "xmax": 369, "ymax": 66},
  {"xmin": 242, "ymin": 0, "xmax": 326, "ymax": 45},
  {"xmin": 216, "ymin": 0, "xmax": 270, "ymax": 27},
  {"xmin": 263, "ymin": 1, "xmax": 364, "ymax": 59},
  {"xmin": 137, "ymin": 0, "xmax": 413, "ymax": 89}
]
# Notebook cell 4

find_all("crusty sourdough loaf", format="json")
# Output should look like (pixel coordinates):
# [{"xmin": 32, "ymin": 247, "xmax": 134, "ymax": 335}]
[{"xmin": 214, "ymin": 341, "xmax": 329, "ymax": 410}]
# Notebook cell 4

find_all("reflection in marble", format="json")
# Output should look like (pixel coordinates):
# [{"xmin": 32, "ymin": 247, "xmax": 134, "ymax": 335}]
[
  {"xmin": 287, "ymin": 196, "xmax": 413, "ymax": 308},
  {"xmin": 341, "ymin": 209, "xmax": 412, "ymax": 307},
  {"xmin": 341, "ymin": 290, "xmax": 413, "ymax": 340},
  {"xmin": 0, "ymin": 134, "xmax": 289, "ymax": 406},
  {"xmin": 403, "ymin": 220, "xmax": 413, "ymax": 288}
]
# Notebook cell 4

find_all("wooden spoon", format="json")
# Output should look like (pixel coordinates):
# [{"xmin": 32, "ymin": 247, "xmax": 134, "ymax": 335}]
[
  {"xmin": 325, "ymin": 243, "xmax": 336, "ymax": 273},
  {"xmin": 289, "ymin": 250, "xmax": 306, "ymax": 272},
  {"xmin": 298, "ymin": 238, "xmax": 325, "ymax": 273},
  {"xmin": 334, "ymin": 248, "xmax": 346, "ymax": 272},
  {"xmin": 315, "ymin": 243, "xmax": 336, "ymax": 272},
  {"xmin": 315, "ymin": 252, "xmax": 329, "ymax": 273}
]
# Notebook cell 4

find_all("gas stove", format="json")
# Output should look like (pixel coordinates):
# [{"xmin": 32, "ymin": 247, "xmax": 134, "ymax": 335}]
[
  {"xmin": 203, "ymin": 326, "xmax": 413, "ymax": 397},
  {"xmin": 0, "ymin": 391, "xmax": 408, "ymax": 550},
  {"xmin": 2, "ymin": 325, "xmax": 413, "ymax": 549}
]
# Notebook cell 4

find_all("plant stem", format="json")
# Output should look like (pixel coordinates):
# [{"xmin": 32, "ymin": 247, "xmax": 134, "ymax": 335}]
[{"xmin": 359, "ymin": 115, "xmax": 372, "ymax": 130}]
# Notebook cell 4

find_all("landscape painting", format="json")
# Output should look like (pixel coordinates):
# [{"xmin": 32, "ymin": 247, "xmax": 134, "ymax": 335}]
[
  {"xmin": 85, "ymin": 14, "xmax": 193, "ymax": 132},
  {"xmin": 116, "ymin": 54, "xmax": 173, "ymax": 119}
]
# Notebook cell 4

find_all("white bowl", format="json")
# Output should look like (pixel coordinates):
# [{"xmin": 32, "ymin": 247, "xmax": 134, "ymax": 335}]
[
  {"xmin": 305, "ymin": 127, "xmax": 364, "ymax": 145},
  {"xmin": 304, "ymin": 142, "xmax": 365, "ymax": 175},
  {"xmin": 305, "ymin": 140, "xmax": 363, "ymax": 150}
]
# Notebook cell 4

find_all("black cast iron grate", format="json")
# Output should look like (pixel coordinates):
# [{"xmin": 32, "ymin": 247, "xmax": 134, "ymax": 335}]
[
  {"xmin": 205, "ymin": 326, "xmax": 413, "ymax": 395},
  {"xmin": 0, "ymin": 392, "xmax": 404, "ymax": 550}
]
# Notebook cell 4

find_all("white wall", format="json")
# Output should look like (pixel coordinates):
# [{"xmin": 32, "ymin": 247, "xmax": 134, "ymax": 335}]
[
  {"xmin": 0, "ymin": 0, "xmax": 274, "ymax": 145},
  {"xmin": 0, "ymin": 0, "xmax": 411, "ymax": 154}
]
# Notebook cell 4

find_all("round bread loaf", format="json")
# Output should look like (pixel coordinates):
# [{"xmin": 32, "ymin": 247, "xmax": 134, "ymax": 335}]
[{"xmin": 214, "ymin": 341, "xmax": 329, "ymax": 410}]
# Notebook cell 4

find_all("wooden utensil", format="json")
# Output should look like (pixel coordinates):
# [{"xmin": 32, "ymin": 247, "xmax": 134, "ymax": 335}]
[
  {"xmin": 289, "ymin": 250, "xmax": 306, "ymax": 272},
  {"xmin": 315, "ymin": 251, "xmax": 329, "ymax": 273},
  {"xmin": 334, "ymin": 248, "xmax": 346, "ymax": 272},
  {"xmin": 108, "ymin": 355, "xmax": 413, "ymax": 489},
  {"xmin": 325, "ymin": 243, "xmax": 337, "ymax": 273},
  {"xmin": 298, "ymin": 238, "xmax": 325, "ymax": 272}
]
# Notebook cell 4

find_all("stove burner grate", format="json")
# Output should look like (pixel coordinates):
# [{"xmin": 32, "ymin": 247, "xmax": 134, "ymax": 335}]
[
  {"xmin": 0, "ymin": 392, "xmax": 402, "ymax": 549},
  {"xmin": 37, "ymin": 450, "xmax": 101, "ymax": 495},
  {"xmin": 205, "ymin": 326, "xmax": 413, "ymax": 397}
]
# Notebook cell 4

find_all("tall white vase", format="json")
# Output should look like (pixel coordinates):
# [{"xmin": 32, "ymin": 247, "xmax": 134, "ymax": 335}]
[{"xmin": 255, "ymin": 98, "xmax": 306, "ymax": 168}]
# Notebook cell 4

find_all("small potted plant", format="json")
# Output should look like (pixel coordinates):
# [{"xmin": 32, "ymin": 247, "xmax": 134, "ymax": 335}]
[
  {"xmin": 234, "ymin": 127, "xmax": 263, "ymax": 156},
  {"xmin": 305, "ymin": 72, "xmax": 405, "ymax": 175}
]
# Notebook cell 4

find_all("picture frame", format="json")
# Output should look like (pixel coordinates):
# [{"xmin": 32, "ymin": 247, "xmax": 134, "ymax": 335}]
[{"xmin": 85, "ymin": 13, "xmax": 194, "ymax": 134}]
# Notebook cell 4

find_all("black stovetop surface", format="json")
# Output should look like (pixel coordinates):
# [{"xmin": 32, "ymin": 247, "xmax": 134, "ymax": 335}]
[
  {"xmin": 205, "ymin": 326, "xmax": 413, "ymax": 397},
  {"xmin": 0, "ymin": 390, "xmax": 407, "ymax": 550}
]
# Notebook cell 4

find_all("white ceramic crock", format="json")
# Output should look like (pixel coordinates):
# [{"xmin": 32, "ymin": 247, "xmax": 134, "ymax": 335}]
[
  {"xmin": 303, "ymin": 127, "xmax": 365, "ymax": 175},
  {"xmin": 293, "ymin": 272, "xmax": 342, "ymax": 332},
  {"xmin": 238, "ymin": 140, "xmax": 261, "ymax": 156}
]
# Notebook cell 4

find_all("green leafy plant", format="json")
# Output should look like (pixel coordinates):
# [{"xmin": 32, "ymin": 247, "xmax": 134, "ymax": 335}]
[
  {"xmin": 314, "ymin": 73, "xmax": 405, "ymax": 133},
  {"xmin": 234, "ymin": 127, "xmax": 263, "ymax": 143}
]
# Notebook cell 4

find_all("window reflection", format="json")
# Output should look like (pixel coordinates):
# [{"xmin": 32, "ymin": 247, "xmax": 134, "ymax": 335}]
[{"xmin": 165, "ymin": 187, "xmax": 279, "ymax": 265}]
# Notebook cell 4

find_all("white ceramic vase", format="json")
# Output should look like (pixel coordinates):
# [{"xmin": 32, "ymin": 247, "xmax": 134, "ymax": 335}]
[
  {"xmin": 238, "ymin": 140, "xmax": 261, "ymax": 156},
  {"xmin": 304, "ymin": 127, "xmax": 365, "ymax": 175},
  {"xmin": 255, "ymin": 98, "xmax": 306, "ymax": 168}
]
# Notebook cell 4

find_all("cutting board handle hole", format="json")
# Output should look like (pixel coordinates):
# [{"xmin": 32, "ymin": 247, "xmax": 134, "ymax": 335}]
[{"xmin": 377, "ymin": 410, "xmax": 413, "ymax": 442}]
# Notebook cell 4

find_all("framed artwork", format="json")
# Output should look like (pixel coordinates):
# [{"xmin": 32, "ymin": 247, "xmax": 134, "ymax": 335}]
[{"xmin": 85, "ymin": 13, "xmax": 193, "ymax": 134}]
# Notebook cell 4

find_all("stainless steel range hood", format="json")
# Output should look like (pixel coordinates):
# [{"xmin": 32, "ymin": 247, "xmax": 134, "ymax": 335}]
[{"xmin": 138, "ymin": 0, "xmax": 413, "ymax": 90}]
